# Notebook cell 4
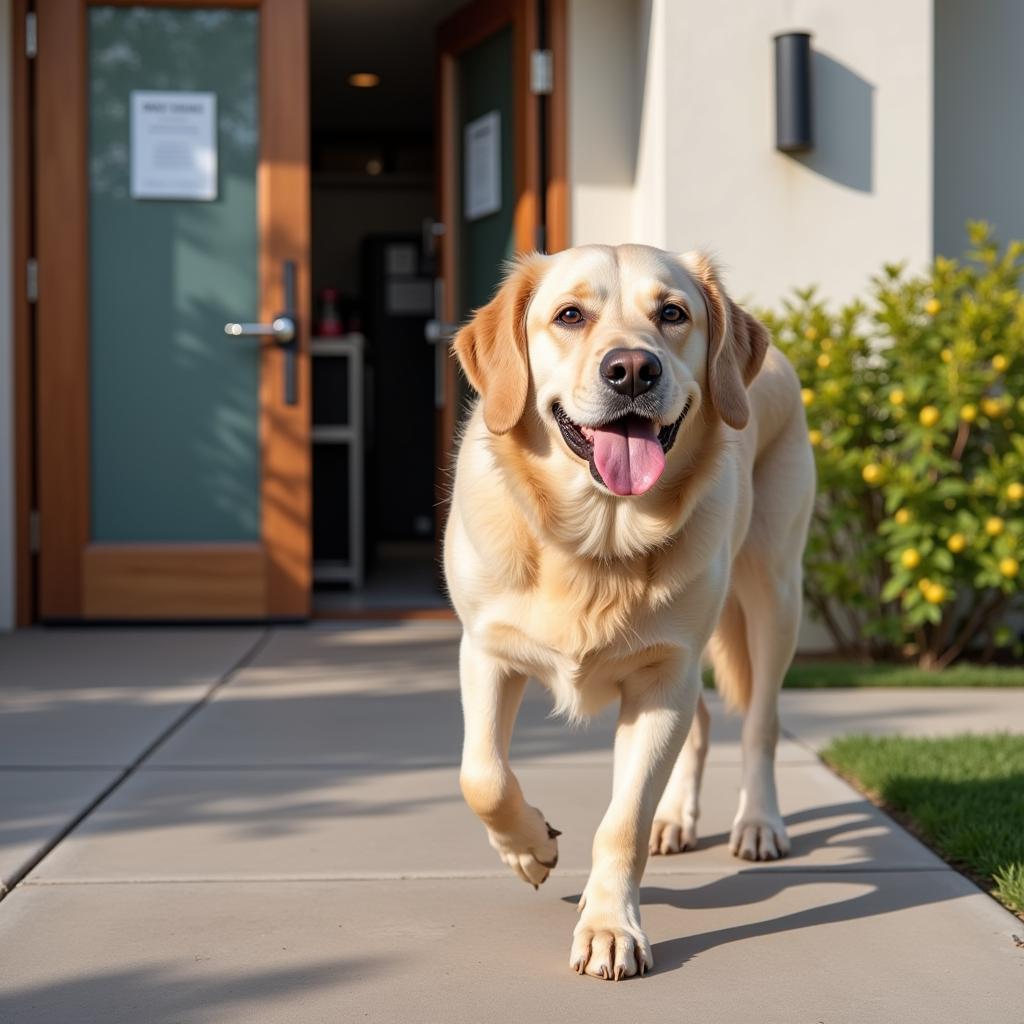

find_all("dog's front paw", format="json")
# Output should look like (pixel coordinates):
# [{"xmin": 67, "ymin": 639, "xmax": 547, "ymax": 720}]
[
  {"xmin": 729, "ymin": 814, "xmax": 790, "ymax": 861},
  {"xmin": 570, "ymin": 912, "xmax": 653, "ymax": 980},
  {"xmin": 488, "ymin": 808, "xmax": 560, "ymax": 888},
  {"xmin": 649, "ymin": 815, "xmax": 698, "ymax": 855}
]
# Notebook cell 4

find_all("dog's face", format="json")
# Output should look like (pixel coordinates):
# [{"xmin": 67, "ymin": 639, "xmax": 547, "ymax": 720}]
[{"xmin": 454, "ymin": 244, "xmax": 768, "ymax": 496}]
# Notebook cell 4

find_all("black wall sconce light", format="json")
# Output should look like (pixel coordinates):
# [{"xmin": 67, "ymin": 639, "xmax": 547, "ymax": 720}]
[{"xmin": 774, "ymin": 31, "xmax": 813, "ymax": 152}]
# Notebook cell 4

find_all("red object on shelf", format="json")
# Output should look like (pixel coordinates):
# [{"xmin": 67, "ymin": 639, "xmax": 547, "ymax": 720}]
[{"xmin": 316, "ymin": 287, "xmax": 343, "ymax": 336}]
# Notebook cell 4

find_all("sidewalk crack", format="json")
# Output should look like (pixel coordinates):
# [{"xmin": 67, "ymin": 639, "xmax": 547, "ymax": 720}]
[{"xmin": 0, "ymin": 629, "xmax": 272, "ymax": 903}]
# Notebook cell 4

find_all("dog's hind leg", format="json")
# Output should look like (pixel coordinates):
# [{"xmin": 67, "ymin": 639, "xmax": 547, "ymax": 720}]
[
  {"xmin": 457, "ymin": 634, "xmax": 559, "ymax": 888},
  {"xmin": 728, "ymin": 425, "xmax": 814, "ymax": 861},
  {"xmin": 727, "ymin": 552, "xmax": 798, "ymax": 860},
  {"xmin": 648, "ymin": 692, "xmax": 710, "ymax": 855}
]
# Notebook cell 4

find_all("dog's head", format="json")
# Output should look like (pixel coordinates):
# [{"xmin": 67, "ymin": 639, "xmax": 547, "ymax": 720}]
[{"xmin": 453, "ymin": 244, "xmax": 768, "ymax": 497}]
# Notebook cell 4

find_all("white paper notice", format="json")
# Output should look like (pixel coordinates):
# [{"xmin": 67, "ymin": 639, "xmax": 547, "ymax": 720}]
[
  {"xmin": 464, "ymin": 111, "xmax": 501, "ymax": 221},
  {"xmin": 131, "ymin": 91, "xmax": 217, "ymax": 201}
]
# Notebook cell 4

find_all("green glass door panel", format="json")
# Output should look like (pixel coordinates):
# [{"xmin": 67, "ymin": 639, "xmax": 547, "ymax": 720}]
[
  {"xmin": 458, "ymin": 26, "xmax": 516, "ymax": 318},
  {"xmin": 456, "ymin": 25, "xmax": 515, "ymax": 417},
  {"xmin": 88, "ymin": 7, "xmax": 260, "ymax": 542}
]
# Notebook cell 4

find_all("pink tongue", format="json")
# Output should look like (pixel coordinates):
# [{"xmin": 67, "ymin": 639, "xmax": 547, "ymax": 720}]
[{"xmin": 591, "ymin": 416, "xmax": 666, "ymax": 496}]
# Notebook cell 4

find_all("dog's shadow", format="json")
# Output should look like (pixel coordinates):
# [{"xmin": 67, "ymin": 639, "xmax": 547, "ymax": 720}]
[{"xmin": 562, "ymin": 800, "xmax": 958, "ymax": 976}]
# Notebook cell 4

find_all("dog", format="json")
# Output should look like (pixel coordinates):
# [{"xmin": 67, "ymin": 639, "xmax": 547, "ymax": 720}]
[{"xmin": 444, "ymin": 244, "xmax": 815, "ymax": 980}]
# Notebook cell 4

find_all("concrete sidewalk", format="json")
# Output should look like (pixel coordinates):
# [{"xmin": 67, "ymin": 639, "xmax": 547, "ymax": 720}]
[{"xmin": 0, "ymin": 624, "xmax": 1021, "ymax": 1022}]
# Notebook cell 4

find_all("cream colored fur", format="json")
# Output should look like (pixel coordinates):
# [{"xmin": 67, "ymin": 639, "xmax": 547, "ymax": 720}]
[{"xmin": 445, "ymin": 244, "xmax": 815, "ymax": 980}]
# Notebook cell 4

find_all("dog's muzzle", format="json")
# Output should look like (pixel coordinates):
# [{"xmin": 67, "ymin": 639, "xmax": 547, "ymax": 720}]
[{"xmin": 552, "ymin": 398, "xmax": 691, "ymax": 496}]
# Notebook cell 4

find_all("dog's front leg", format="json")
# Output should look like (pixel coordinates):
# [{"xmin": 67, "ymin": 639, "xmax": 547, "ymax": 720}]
[
  {"xmin": 571, "ymin": 661, "xmax": 700, "ymax": 980},
  {"xmin": 458, "ymin": 634, "xmax": 560, "ymax": 888}
]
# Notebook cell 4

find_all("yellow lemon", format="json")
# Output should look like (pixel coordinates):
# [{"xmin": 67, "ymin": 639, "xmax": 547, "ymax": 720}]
[
  {"xmin": 919, "ymin": 405, "xmax": 941, "ymax": 428},
  {"xmin": 993, "ymin": 354, "xmax": 1009, "ymax": 372},
  {"xmin": 940, "ymin": 348, "xmax": 953, "ymax": 364},
  {"xmin": 982, "ymin": 396, "xmax": 1004, "ymax": 417},
  {"xmin": 917, "ymin": 577, "xmax": 932, "ymax": 593},
  {"xmin": 804, "ymin": 326, "xmax": 818, "ymax": 341},
  {"xmin": 821, "ymin": 338, "xmax": 834, "ymax": 351},
  {"xmin": 900, "ymin": 548, "xmax": 921, "ymax": 570},
  {"xmin": 894, "ymin": 509, "xmax": 911, "ymax": 525},
  {"xmin": 1007, "ymin": 482, "xmax": 1024, "ymax": 502},
  {"xmin": 924, "ymin": 582, "xmax": 947, "ymax": 604},
  {"xmin": 925, "ymin": 298, "xmax": 941, "ymax": 316},
  {"xmin": 999, "ymin": 557, "xmax": 1020, "ymax": 579},
  {"xmin": 862, "ymin": 463, "xmax": 884, "ymax": 486},
  {"xmin": 985, "ymin": 516, "xmax": 1005, "ymax": 537},
  {"xmin": 947, "ymin": 533, "xmax": 967, "ymax": 554},
  {"xmin": 801, "ymin": 388, "xmax": 815, "ymax": 407},
  {"xmin": 960, "ymin": 403, "xmax": 978, "ymax": 422},
  {"xmin": 808, "ymin": 429, "xmax": 823, "ymax": 447},
  {"xmin": 817, "ymin": 354, "xmax": 831, "ymax": 369},
  {"xmin": 890, "ymin": 389, "xmax": 906, "ymax": 406}
]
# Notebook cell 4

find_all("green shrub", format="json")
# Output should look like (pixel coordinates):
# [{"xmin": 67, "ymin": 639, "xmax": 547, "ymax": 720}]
[{"xmin": 764, "ymin": 223, "xmax": 1024, "ymax": 668}]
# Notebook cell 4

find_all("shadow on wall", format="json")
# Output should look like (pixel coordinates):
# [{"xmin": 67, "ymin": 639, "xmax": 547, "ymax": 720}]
[{"xmin": 790, "ymin": 51, "xmax": 874, "ymax": 194}]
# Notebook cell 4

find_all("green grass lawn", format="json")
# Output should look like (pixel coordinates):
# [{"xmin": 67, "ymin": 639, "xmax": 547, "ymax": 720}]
[
  {"xmin": 700, "ymin": 662, "xmax": 1024, "ymax": 689},
  {"xmin": 822, "ymin": 733, "xmax": 1024, "ymax": 917},
  {"xmin": 783, "ymin": 662, "xmax": 1024, "ymax": 688}
]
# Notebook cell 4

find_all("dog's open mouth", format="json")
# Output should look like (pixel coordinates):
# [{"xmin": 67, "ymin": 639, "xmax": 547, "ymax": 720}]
[{"xmin": 552, "ymin": 399, "xmax": 691, "ymax": 496}]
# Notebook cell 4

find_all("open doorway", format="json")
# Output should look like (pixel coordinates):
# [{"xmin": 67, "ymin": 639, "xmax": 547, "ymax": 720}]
[
  {"xmin": 308, "ymin": 0, "xmax": 465, "ymax": 615},
  {"xmin": 307, "ymin": 0, "xmax": 566, "ymax": 617}
]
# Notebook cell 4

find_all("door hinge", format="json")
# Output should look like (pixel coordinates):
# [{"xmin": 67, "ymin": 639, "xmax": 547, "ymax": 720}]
[
  {"xmin": 530, "ymin": 49, "xmax": 553, "ymax": 95},
  {"xmin": 26, "ymin": 259, "xmax": 38, "ymax": 303},
  {"xmin": 29, "ymin": 511, "xmax": 40, "ymax": 555},
  {"xmin": 25, "ymin": 12, "xmax": 38, "ymax": 59}
]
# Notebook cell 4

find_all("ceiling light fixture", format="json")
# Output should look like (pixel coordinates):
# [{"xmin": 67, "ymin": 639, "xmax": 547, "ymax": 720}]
[{"xmin": 348, "ymin": 72, "xmax": 381, "ymax": 89}]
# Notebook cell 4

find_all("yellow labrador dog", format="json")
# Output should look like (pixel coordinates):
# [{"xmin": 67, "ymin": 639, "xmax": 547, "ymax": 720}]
[{"xmin": 445, "ymin": 244, "xmax": 814, "ymax": 980}]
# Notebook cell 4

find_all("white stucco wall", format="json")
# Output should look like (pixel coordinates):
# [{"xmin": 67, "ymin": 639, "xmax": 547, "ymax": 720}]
[
  {"xmin": 0, "ymin": 0, "xmax": 15, "ymax": 631},
  {"xmin": 569, "ymin": 0, "xmax": 934, "ymax": 309},
  {"xmin": 934, "ymin": 0, "xmax": 1024, "ymax": 257},
  {"xmin": 566, "ymin": 0, "xmax": 638, "ymax": 246},
  {"xmin": 568, "ymin": 0, "xmax": 934, "ymax": 651}
]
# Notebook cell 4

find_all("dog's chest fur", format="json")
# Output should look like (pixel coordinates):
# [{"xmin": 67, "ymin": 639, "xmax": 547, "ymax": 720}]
[
  {"xmin": 468, "ymin": 481, "xmax": 731, "ymax": 720},
  {"xmin": 447, "ymin": 410, "xmax": 739, "ymax": 720},
  {"xmin": 478, "ymin": 548, "xmax": 681, "ymax": 717}
]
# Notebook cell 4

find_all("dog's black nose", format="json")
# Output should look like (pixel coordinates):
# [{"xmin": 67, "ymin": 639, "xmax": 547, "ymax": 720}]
[{"xmin": 600, "ymin": 348, "xmax": 662, "ymax": 397}]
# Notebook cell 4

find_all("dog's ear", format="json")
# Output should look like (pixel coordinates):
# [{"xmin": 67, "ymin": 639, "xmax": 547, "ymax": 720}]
[
  {"xmin": 683, "ymin": 251, "xmax": 769, "ymax": 430},
  {"xmin": 452, "ymin": 254, "xmax": 545, "ymax": 435}
]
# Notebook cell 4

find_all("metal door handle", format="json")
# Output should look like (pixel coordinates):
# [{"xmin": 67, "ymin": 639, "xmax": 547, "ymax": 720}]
[
  {"xmin": 224, "ymin": 316, "xmax": 296, "ymax": 343},
  {"xmin": 426, "ymin": 275, "xmax": 459, "ymax": 344},
  {"xmin": 425, "ymin": 319, "xmax": 459, "ymax": 343},
  {"xmin": 224, "ymin": 260, "xmax": 299, "ymax": 405}
]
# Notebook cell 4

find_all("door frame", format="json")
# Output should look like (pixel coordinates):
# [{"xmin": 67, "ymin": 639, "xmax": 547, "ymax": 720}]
[
  {"xmin": 11, "ymin": 0, "xmax": 33, "ymax": 626},
  {"xmin": 433, "ymin": 0, "xmax": 568, "ymax": 545},
  {"xmin": 545, "ymin": 0, "xmax": 569, "ymax": 253},
  {"xmin": 21, "ymin": 0, "xmax": 311, "ymax": 622}
]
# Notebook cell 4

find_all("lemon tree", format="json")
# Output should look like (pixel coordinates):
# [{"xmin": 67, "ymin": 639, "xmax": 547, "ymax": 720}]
[{"xmin": 763, "ymin": 223, "xmax": 1024, "ymax": 668}]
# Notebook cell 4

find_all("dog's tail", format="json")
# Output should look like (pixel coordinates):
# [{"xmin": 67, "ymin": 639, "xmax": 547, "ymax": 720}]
[{"xmin": 706, "ymin": 593, "xmax": 752, "ymax": 712}]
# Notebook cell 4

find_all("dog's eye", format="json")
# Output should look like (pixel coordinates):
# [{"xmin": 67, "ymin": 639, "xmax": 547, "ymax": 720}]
[
  {"xmin": 556, "ymin": 306, "xmax": 584, "ymax": 326},
  {"xmin": 661, "ymin": 303, "xmax": 688, "ymax": 324}
]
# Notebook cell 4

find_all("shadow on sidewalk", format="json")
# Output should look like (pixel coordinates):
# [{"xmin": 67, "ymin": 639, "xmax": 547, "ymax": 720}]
[
  {"xmin": 643, "ymin": 867, "xmax": 958, "ymax": 974},
  {"xmin": 0, "ymin": 958, "xmax": 376, "ymax": 1024},
  {"xmin": 562, "ymin": 798, "xmax": 972, "ymax": 977}
]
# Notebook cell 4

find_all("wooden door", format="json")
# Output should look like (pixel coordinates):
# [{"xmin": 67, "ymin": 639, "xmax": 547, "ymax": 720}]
[
  {"xmin": 34, "ymin": 0, "xmax": 310, "ymax": 621},
  {"xmin": 433, "ymin": 0, "xmax": 566, "ymax": 554}
]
